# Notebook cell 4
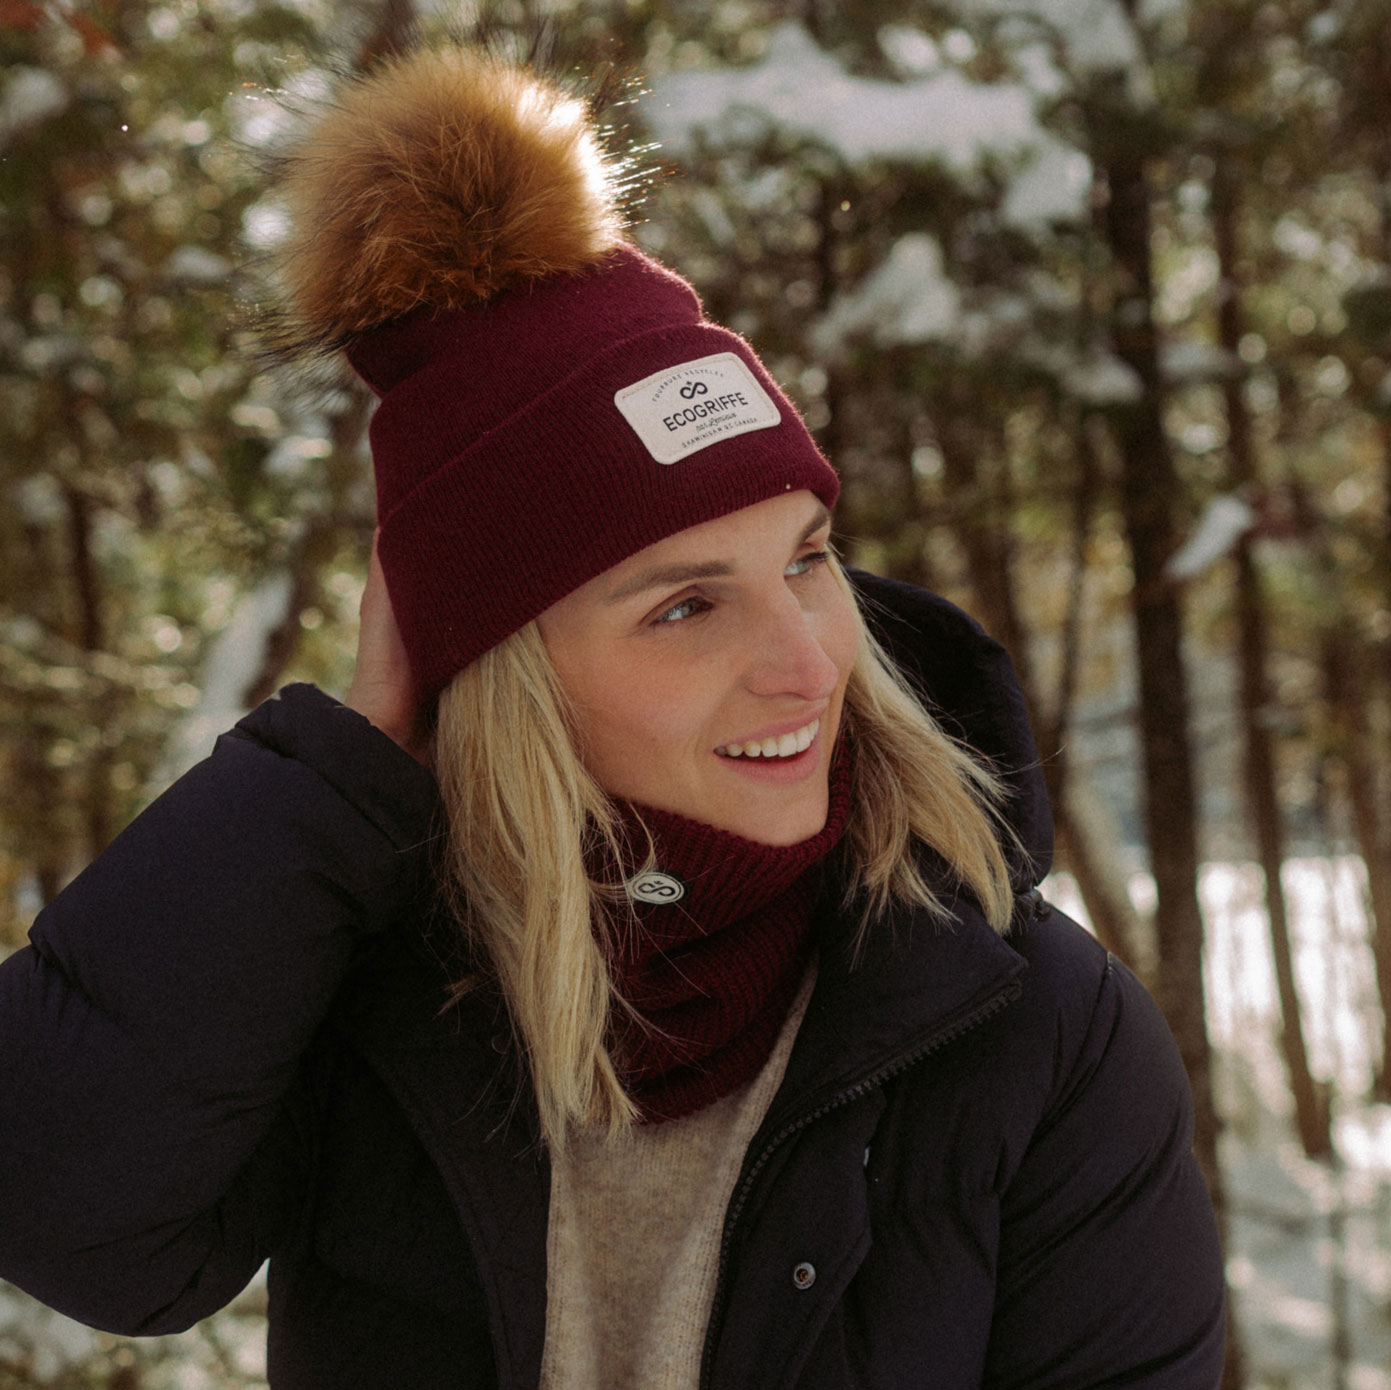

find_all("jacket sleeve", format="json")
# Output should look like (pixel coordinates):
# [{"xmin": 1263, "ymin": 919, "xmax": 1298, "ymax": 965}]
[
  {"xmin": 983, "ymin": 918, "xmax": 1227, "ymax": 1388},
  {"xmin": 0, "ymin": 684, "xmax": 440, "ymax": 1335}
]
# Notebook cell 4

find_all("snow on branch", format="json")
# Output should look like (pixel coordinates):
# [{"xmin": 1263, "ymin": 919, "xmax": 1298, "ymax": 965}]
[
  {"xmin": 811, "ymin": 234, "xmax": 962, "ymax": 356},
  {"xmin": 1164, "ymin": 494, "xmax": 1257, "ymax": 581},
  {"xmin": 647, "ymin": 21, "xmax": 1091, "ymax": 229}
]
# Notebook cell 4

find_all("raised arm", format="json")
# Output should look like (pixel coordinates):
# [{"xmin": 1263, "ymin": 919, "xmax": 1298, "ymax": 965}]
[{"xmin": 0, "ymin": 552, "xmax": 437, "ymax": 1334}]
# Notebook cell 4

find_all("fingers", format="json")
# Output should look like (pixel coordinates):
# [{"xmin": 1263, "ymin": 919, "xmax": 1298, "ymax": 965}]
[{"xmin": 345, "ymin": 531, "xmax": 431, "ymax": 766}]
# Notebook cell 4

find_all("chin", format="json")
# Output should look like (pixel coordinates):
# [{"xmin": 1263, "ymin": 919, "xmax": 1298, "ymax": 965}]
[
  {"xmin": 720, "ymin": 799, "xmax": 829, "ymax": 847},
  {"xmin": 749, "ymin": 824, "xmax": 821, "ymax": 848}
]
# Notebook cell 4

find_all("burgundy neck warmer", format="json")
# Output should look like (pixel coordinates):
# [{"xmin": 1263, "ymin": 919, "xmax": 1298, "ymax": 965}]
[{"xmin": 603, "ymin": 746, "xmax": 853, "ymax": 1123}]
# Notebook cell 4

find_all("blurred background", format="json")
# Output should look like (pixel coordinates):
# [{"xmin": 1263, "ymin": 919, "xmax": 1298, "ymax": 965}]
[{"xmin": 2, "ymin": 0, "xmax": 1390, "ymax": 1385}]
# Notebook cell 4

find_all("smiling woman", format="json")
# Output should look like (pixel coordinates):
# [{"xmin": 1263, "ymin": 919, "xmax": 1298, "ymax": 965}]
[
  {"xmin": 537, "ymin": 494, "xmax": 856, "ymax": 846},
  {"xmin": 434, "ymin": 486, "xmax": 1016, "ymax": 1151},
  {"xmin": 0, "ymin": 36, "xmax": 1226, "ymax": 1390}
]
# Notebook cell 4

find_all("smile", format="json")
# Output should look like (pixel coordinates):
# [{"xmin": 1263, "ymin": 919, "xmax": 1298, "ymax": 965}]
[{"xmin": 716, "ymin": 719, "xmax": 819, "ymax": 760}]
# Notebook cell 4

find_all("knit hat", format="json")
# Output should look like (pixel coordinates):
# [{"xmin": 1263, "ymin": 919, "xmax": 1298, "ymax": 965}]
[{"xmin": 269, "ymin": 45, "xmax": 839, "ymax": 698}]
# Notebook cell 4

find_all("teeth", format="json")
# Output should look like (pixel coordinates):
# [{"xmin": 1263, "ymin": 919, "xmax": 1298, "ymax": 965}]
[{"xmin": 719, "ymin": 718, "xmax": 819, "ymax": 759}]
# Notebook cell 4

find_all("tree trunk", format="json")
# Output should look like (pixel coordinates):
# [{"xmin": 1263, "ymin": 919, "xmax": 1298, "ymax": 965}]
[
  {"xmin": 1040, "ymin": 412, "xmax": 1099, "ymax": 816},
  {"xmin": 1097, "ymin": 126, "xmax": 1243, "ymax": 1385},
  {"xmin": 1357, "ymin": 38, "xmax": 1391, "ymax": 1101},
  {"xmin": 935, "ymin": 410, "xmax": 1032, "ymax": 685},
  {"xmin": 936, "ymin": 399, "xmax": 1144, "ymax": 971},
  {"xmin": 62, "ymin": 481, "xmax": 114, "ymax": 863},
  {"xmin": 1042, "ymin": 415, "xmax": 1145, "ymax": 971},
  {"xmin": 1234, "ymin": 541, "xmax": 1329, "ymax": 1156},
  {"xmin": 1098, "ymin": 140, "xmax": 1222, "ymax": 1199},
  {"xmin": 1211, "ymin": 158, "xmax": 1330, "ymax": 1157},
  {"xmin": 1320, "ymin": 631, "xmax": 1391, "ymax": 1098},
  {"xmin": 1284, "ymin": 435, "xmax": 1391, "ymax": 1101},
  {"xmin": 1055, "ymin": 785, "xmax": 1147, "ymax": 975},
  {"xmin": 1376, "ymin": 408, "xmax": 1391, "ymax": 1098}
]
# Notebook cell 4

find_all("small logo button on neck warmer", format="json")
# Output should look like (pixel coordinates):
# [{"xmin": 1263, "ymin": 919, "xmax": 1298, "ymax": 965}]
[{"xmin": 625, "ymin": 871, "xmax": 687, "ymax": 905}]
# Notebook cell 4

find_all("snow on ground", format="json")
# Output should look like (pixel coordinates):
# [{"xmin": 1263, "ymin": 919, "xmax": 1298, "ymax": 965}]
[{"xmin": 1048, "ymin": 859, "xmax": 1391, "ymax": 1388}]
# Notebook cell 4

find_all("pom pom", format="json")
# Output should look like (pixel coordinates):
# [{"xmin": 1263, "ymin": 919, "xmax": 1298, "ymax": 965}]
[{"xmin": 267, "ymin": 46, "xmax": 627, "ymax": 356}]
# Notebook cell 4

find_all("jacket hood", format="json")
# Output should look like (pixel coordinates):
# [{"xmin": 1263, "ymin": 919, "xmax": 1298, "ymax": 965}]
[{"xmin": 849, "ymin": 569, "xmax": 1052, "ymax": 892}]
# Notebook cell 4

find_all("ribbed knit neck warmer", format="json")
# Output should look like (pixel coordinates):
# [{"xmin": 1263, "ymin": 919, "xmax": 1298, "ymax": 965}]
[{"xmin": 603, "ymin": 745, "xmax": 853, "ymax": 1123}]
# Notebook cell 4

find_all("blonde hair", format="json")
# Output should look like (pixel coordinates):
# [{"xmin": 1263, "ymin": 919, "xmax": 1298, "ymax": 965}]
[{"xmin": 434, "ymin": 560, "xmax": 1015, "ymax": 1147}]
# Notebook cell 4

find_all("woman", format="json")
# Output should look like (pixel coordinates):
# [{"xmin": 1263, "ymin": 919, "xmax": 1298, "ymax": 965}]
[{"xmin": 0, "ymin": 41, "xmax": 1226, "ymax": 1388}]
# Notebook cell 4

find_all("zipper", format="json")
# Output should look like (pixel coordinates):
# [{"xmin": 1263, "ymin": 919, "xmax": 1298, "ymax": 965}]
[{"xmin": 697, "ymin": 978, "xmax": 1022, "ymax": 1390}]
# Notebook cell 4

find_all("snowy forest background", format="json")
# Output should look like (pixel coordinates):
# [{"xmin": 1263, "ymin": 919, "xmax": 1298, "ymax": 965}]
[{"xmin": 3, "ymin": 0, "xmax": 1391, "ymax": 1384}]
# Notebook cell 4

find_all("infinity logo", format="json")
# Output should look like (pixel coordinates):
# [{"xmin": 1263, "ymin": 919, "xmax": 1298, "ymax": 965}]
[
  {"xmin": 679, "ymin": 381, "xmax": 710, "ymax": 399},
  {"xmin": 626, "ymin": 872, "xmax": 687, "ymax": 904}
]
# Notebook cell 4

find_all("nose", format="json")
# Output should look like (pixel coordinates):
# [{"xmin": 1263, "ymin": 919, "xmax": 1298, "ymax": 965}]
[{"xmin": 744, "ymin": 591, "xmax": 842, "ymax": 702}]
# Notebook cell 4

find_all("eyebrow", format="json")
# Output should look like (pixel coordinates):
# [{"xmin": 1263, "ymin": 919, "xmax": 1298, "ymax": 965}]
[{"xmin": 605, "ymin": 503, "xmax": 832, "ymax": 604}]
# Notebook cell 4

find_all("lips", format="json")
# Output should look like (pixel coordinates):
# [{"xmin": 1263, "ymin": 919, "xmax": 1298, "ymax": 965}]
[{"xmin": 716, "ymin": 718, "xmax": 820, "ymax": 760}]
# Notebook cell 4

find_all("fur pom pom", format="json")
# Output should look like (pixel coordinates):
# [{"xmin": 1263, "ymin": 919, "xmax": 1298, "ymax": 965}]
[{"xmin": 269, "ymin": 46, "xmax": 627, "ymax": 354}]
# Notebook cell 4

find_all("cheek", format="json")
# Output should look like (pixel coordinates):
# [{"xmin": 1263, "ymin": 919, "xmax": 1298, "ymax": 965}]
[
  {"xmin": 574, "ymin": 671, "xmax": 712, "ymax": 791},
  {"xmin": 589, "ymin": 692, "xmax": 679, "ymax": 752}
]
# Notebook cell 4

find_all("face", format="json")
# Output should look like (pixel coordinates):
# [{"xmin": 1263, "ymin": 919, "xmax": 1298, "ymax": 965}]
[{"xmin": 536, "ymin": 491, "xmax": 859, "ymax": 847}]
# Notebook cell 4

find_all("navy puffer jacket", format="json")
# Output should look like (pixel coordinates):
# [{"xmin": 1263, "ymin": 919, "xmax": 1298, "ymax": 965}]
[{"xmin": 0, "ymin": 573, "xmax": 1226, "ymax": 1387}]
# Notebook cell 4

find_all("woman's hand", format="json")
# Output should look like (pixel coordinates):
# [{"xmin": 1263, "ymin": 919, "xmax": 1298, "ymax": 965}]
[{"xmin": 345, "ymin": 532, "xmax": 432, "ymax": 767}]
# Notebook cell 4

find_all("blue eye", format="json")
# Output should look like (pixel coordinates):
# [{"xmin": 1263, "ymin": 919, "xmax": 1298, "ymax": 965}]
[
  {"xmin": 653, "ymin": 595, "xmax": 712, "ymax": 625},
  {"xmin": 786, "ymin": 549, "xmax": 831, "ymax": 578}
]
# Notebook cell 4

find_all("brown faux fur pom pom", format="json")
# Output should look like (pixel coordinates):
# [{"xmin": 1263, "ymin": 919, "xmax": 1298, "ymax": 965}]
[{"xmin": 269, "ymin": 46, "xmax": 627, "ymax": 354}]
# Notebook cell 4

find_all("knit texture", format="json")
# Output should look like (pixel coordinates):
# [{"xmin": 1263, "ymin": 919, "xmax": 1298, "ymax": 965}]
[
  {"xmin": 348, "ymin": 244, "xmax": 839, "ymax": 698},
  {"xmin": 269, "ymin": 45, "xmax": 839, "ymax": 698},
  {"xmin": 604, "ymin": 744, "xmax": 851, "ymax": 1122},
  {"xmin": 540, "ymin": 965, "xmax": 816, "ymax": 1390}
]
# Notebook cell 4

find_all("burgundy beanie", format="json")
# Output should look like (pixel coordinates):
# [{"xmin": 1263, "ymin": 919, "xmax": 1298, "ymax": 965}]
[{"xmin": 270, "ymin": 46, "xmax": 838, "ymax": 699}]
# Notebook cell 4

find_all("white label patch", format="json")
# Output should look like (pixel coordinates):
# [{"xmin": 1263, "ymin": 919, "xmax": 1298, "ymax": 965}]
[{"xmin": 614, "ymin": 352, "xmax": 781, "ymax": 465}]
